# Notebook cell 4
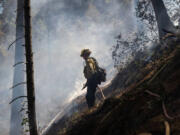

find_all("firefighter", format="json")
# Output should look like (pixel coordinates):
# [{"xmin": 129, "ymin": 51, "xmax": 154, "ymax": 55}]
[{"xmin": 80, "ymin": 49, "xmax": 99, "ymax": 108}]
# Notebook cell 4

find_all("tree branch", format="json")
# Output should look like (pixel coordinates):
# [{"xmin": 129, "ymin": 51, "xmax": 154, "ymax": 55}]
[
  {"xmin": 13, "ymin": 61, "xmax": 25, "ymax": 67},
  {"xmin": 164, "ymin": 121, "xmax": 170, "ymax": 135},
  {"xmin": 146, "ymin": 90, "xmax": 180, "ymax": 120},
  {"xmin": 10, "ymin": 82, "xmax": 26, "ymax": 89},
  {"xmin": 19, "ymin": 107, "xmax": 28, "ymax": 112},
  {"xmin": 8, "ymin": 37, "xmax": 24, "ymax": 50},
  {"xmin": 9, "ymin": 96, "xmax": 27, "ymax": 104},
  {"xmin": 162, "ymin": 101, "xmax": 174, "ymax": 120},
  {"xmin": 148, "ymin": 62, "xmax": 169, "ymax": 84},
  {"xmin": 145, "ymin": 90, "xmax": 161, "ymax": 98}
]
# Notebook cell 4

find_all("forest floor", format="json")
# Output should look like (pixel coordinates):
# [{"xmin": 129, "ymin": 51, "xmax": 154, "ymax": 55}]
[{"xmin": 44, "ymin": 39, "xmax": 180, "ymax": 135}]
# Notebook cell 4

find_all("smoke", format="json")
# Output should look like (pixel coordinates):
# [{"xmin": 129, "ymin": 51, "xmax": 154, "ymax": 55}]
[
  {"xmin": 0, "ymin": 1, "xmax": 16, "ymax": 133},
  {"xmin": 0, "ymin": 3, "xmax": 3, "ymax": 14},
  {"xmin": 32, "ymin": 0, "xmax": 136, "ymax": 129},
  {"xmin": 0, "ymin": 49, "xmax": 14, "ymax": 135},
  {"xmin": 0, "ymin": 0, "xmax": 137, "ymax": 134}
]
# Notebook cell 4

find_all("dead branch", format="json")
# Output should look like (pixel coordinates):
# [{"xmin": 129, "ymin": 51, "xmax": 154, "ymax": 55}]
[
  {"xmin": 145, "ymin": 90, "xmax": 161, "ymax": 98},
  {"xmin": 97, "ymin": 86, "xmax": 106, "ymax": 100},
  {"xmin": 19, "ymin": 108, "xmax": 28, "ymax": 112},
  {"xmin": 8, "ymin": 37, "xmax": 24, "ymax": 50},
  {"xmin": 162, "ymin": 33, "xmax": 175, "ymax": 40},
  {"xmin": 13, "ymin": 61, "xmax": 25, "ymax": 67},
  {"xmin": 148, "ymin": 62, "xmax": 169, "ymax": 84},
  {"xmin": 162, "ymin": 101, "xmax": 174, "ymax": 120},
  {"xmin": 162, "ymin": 28, "xmax": 180, "ymax": 39},
  {"xmin": 10, "ymin": 82, "xmax": 26, "ymax": 89},
  {"xmin": 164, "ymin": 121, "xmax": 170, "ymax": 135},
  {"xmin": 144, "ymin": 90, "xmax": 176, "ymax": 120},
  {"xmin": 162, "ymin": 102, "xmax": 180, "ymax": 120},
  {"xmin": 9, "ymin": 96, "xmax": 27, "ymax": 104}
]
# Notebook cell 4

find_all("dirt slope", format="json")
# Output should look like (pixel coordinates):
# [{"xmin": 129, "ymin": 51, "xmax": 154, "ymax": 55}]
[{"xmin": 59, "ymin": 41, "xmax": 180, "ymax": 135}]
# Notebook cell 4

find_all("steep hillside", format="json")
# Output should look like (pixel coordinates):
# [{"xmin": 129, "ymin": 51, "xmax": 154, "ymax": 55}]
[
  {"xmin": 58, "ymin": 40, "xmax": 180, "ymax": 135},
  {"xmin": 42, "ymin": 39, "xmax": 180, "ymax": 135}
]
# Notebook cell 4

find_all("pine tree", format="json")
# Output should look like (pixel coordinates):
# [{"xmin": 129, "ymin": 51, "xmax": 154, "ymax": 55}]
[{"xmin": 24, "ymin": 0, "xmax": 38, "ymax": 134}]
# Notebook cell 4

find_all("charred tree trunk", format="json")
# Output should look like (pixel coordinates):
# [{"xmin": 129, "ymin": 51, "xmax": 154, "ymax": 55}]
[
  {"xmin": 24, "ymin": 0, "xmax": 38, "ymax": 134},
  {"xmin": 10, "ymin": 0, "xmax": 25, "ymax": 135},
  {"xmin": 151, "ymin": 0, "xmax": 176, "ymax": 39}
]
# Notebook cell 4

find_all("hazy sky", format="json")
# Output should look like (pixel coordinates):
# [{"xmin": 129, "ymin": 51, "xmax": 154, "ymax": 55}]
[{"xmin": 0, "ymin": 0, "xmax": 137, "ymax": 134}]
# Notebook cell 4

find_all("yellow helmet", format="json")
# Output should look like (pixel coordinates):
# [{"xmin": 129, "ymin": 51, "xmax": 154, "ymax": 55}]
[{"xmin": 80, "ymin": 49, "xmax": 91, "ymax": 57}]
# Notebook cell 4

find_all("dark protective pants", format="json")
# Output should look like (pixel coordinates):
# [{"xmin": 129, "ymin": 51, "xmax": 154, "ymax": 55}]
[{"xmin": 86, "ymin": 74, "xmax": 98, "ymax": 108}]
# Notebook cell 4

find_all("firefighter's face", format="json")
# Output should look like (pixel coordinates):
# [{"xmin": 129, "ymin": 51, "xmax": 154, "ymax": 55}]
[{"xmin": 83, "ymin": 54, "xmax": 89, "ymax": 60}]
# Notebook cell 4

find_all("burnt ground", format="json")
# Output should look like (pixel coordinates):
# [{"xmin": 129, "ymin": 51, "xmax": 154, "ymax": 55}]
[
  {"xmin": 64, "ymin": 44, "xmax": 180, "ymax": 135},
  {"xmin": 43, "ymin": 39, "xmax": 180, "ymax": 135}
]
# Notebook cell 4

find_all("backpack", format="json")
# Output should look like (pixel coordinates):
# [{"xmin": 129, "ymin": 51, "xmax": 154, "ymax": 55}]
[{"xmin": 90, "ymin": 57, "xmax": 106, "ymax": 84}]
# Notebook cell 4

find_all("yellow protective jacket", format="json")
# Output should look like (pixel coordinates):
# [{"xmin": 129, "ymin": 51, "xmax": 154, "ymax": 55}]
[{"xmin": 83, "ymin": 57, "xmax": 98, "ymax": 79}]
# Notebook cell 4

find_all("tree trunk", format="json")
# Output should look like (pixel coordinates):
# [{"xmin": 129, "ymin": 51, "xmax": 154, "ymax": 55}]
[
  {"xmin": 24, "ymin": 0, "xmax": 38, "ymax": 134},
  {"xmin": 10, "ymin": 0, "xmax": 25, "ymax": 135},
  {"xmin": 151, "ymin": 0, "xmax": 176, "ymax": 39}
]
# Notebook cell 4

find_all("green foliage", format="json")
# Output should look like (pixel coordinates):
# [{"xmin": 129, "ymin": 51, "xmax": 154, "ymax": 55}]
[
  {"xmin": 20, "ymin": 101, "xmax": 30, "ymax": 135},
  {"xmin": 21, "ymin": 117, "xmax": 29, "ymax": 126}
]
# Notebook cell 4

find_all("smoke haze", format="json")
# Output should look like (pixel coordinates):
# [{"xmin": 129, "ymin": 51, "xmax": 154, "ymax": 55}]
[
  {"xmin": 0, "ymin": 0, "xmax": 137, "ymax": 134},
  {"xmin": 31, "ymin": 0, "xmax": 136, "ymax": 129}
]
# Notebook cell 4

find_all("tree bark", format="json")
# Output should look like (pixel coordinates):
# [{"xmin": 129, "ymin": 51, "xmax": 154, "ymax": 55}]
[
  {"xmin": 10, "ymin": 0, "xmax": 25, "ymax": 134},
  {"xmin": 151, "ymin": 0, "xmax": 176, "ymax": 39},
  {"xmin": 24, "ymin": 0, "xmax": 38, "ymax": 134}
]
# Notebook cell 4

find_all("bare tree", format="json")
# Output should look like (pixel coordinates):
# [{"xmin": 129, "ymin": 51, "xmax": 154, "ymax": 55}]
[
  {"xmin": 150, "ymin": 0, "xmax": 176, "ymax": 39},
  {"xmin": 24, "ymin": 0, "xmax": 38, "ymax": 134},
  {"xmin": 136, "ymin": 0, "xmax": 179, "ymax": 40},
  {"xmin": 10, "ymin": 0, "xmax": 25, "ymax": 134}
]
